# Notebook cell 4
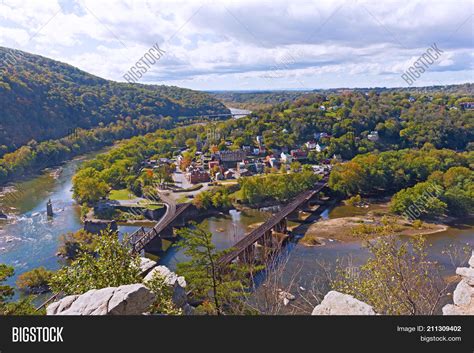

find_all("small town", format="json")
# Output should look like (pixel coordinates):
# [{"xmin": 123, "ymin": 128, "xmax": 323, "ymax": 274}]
[{"xmin": 159, "ymin": 134, "xmax": 336, "ymax": 186}]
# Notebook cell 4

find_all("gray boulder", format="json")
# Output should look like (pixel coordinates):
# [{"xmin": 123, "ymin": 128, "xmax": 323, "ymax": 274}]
[
  {"xmin": 144, "ymin": 265, "xmax": 186, "ymax": 287},
  {"xmin": 139, "ymin": 257, "xmax": 157, "ymax": 276},
  {"xmin": 144, "ymin": 266, "xmax": 188, "ymax": 309},
  {"xmin": 456, "ymin": 267, "xmax": 474, "ymax": 286},
  {"xmin": 47, "ymin": 284, "xmax": 155, "ymax": 315},
  {"xmin": 442, "ymin": 252, "xmax": 474, "ymax": 315},
  {"xmin": 312, "ymin": 291, "xmax": 376, "ymax": 315}
]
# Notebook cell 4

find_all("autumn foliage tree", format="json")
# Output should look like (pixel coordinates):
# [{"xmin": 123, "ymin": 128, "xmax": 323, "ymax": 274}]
[{"xmin": 72, "ymin": 167, "xmax": 109, "ymax": 205}]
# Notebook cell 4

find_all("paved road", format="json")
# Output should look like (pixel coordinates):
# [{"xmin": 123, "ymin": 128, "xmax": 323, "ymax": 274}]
[
  {"xmin": 168, "ymin": 170, "xmax": 212, "ymax": 201},
  {"xmin": 156, "ymin": 189, "xmax": 176, "ymax": 215}
]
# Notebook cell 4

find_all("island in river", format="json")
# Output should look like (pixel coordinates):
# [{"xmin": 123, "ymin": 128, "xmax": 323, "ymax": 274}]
[{"xmin": 300, "ymin": 198, "xmax": 450, "ymax": 246}]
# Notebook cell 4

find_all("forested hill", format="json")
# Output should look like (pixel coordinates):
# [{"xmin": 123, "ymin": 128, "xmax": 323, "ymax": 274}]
[
  {"xmin": 211, "ymin": 84, "xmax": 473, "ymax": 110},
  {"xmin": 0, "ymin": 46, "xmax": 229, "ymax": 151}
]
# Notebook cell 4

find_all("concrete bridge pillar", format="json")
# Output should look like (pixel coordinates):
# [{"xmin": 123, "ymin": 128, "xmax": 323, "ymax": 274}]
[
  {"xmin": 143, "ymin": 235, "xmax": 163, "ymax": 255},
  {"xmin": 159, "ymin": 225, "xmax": 174, "ymax": 238}
]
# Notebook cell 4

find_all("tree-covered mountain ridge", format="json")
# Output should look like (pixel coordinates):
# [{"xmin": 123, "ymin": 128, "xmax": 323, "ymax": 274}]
[{"xmin": 0, "ymin": 46, "xmax": 229, "ymax": 152}]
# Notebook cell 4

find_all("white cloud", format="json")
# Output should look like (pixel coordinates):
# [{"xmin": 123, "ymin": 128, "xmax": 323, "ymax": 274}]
[{"xmin": 0, "ymin": 0, "xmax": 472, "ymax": 89}]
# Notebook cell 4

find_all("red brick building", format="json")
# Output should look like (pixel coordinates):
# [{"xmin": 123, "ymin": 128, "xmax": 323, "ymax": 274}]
[{"xmin": 185, "ymin": 168, "xmax": 210, "ymax": 184}]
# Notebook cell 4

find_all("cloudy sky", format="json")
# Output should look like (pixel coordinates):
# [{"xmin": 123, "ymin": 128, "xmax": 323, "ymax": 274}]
[{"xmin": 0, "ymin": 0, "xmax": 472, "ymax": 90}]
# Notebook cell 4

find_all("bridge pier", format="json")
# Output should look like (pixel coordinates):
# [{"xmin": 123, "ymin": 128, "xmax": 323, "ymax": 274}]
[
  {"xmin": 287, "ymin": 210, "xmax": 301, "ymax": 222},
  {"xmin": 256, "ymin": 229, "xmax": 274, "ymax": 261},
  {"xmin": 273, "ymin": 218, "xmax": 287, "ymax": 233},
  {"xmin": 238, "ymin": 244, "xmax": 256, "ymax": 264},
  {"xmin": 143, "ymin": 235, "xmax": 163, "ymax": 254},
  {"xmin": 217, "ymin": 180, "xmax": 329, "ymax": 269},
  {"xmin": 160, "ymin": 225, "xmax": 175, "ymax": 238}
]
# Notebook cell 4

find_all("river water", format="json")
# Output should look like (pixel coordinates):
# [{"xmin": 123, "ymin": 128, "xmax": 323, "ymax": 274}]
[
  {"xmin": 0, "ymin": 150, "xmax": 140, "ymax": 289},
  {"xmin": 0, "ymin": 149, "xmax": 473, "ymax": 305},
  {"xmin": 162, "ymin": 202, "xmax": 474, "ymax": 292},
  {"xmin": 160, "ymin": 209, "xmax": 272, "ymax": 270},
  {"xmin": 228, "ymin": 107, "xmax": 252, "ymax": 118}
]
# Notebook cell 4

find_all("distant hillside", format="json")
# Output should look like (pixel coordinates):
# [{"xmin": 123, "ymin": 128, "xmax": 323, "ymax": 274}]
[
  {"xmin": 211, "ymin": 83, "xmax": 474, "ymax": 110},
  {"xmin": 320, "ymin": 83, "xmax": 474, "ymax": 95},
  {"xmin": 210, "ymin": 91, "xmax": 311, "ymax": 110},
  {"xmin": 0, "ymin": 47, "xmax": 229, "ymax": 151}
]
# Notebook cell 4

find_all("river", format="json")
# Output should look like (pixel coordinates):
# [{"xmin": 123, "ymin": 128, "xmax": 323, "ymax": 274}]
[
  {"xmin": 162, "ymin": 201, "xmax": 474, "ymax": 289},
  {"xmin": 0, "ymin": 149, "xmax": 140, "ymax": 290},
  {"xmin": 160, "ymin": 209, "xmax": 272, "ymax": 270},
  {"xmin": 228, "ymin": 107, "xmax": 252, "ymax": 118}
]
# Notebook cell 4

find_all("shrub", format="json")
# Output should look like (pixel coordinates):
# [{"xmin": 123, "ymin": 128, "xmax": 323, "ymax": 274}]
[
  {"xmin": 58, "ymin": 229, "xmax": 96, "ymax": 260},
  {"xmin": 333, "ymin": 235, "xmax": 449, "ymax": 315},
  {"xmin": 16, "ymin": 267, "xmax": 53, "ymax": 294},
  {"xmin": 145, "ymin": 273, "xmax": 182, "ymax": 315},
  {"xmin": 346, "ymin": 194, "xmax": 362, "ymax": 206},
  {"xmin": 50, "ymin": 229, "xmax": 141, "ymax": 295}
]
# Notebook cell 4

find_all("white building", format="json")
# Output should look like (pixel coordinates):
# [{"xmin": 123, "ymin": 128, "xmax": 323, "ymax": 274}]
[
  {"xmin": 305, "ymin": 141, "xmax": 318, "ymax": 150},
  {"xmin": 367, "ymin": 131, "xmax": 379, "ymax": 142},
  {"xmin": 280, "ymin": 152, "xmax": 293, "ymax": 164}
]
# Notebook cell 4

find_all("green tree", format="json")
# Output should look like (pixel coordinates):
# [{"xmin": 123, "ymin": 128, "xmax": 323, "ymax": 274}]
[
  {"xmin": 329, "ymin": 161, "xmax": 365, "ymax": 195},
  {"xmin": 57, "ymin": 229, "xmax": 97, "ymax": 260},
  {"xmin": 50, "ymin": 229, "xmax": 141, "ymax": 295},
  {"xmin": 72, "ymin": 167, "xmax": 109, "ymax": 205},
  {"xmin": 176, "ymin": 224, "xmax": 250, "ymax": 315},
  {"xmin": 193, "ymin": 191, "xmax": 212, "ymax": 209},
  {"xmin": 154, "ymin": 164, "xmax": 173, "ymax": 186},
  {"xmin": 0, "ymin": 264, "xmax": 37, "ymax": 315},
  {"xmin": 146, "ymin": 272, "xmax": 182, "ymax": 315},
  {"xmin": 290, "ymin": 161, "xmax": 301, "ymax": 172},
  {"xmin": 390, "ymin": 182, "xmax": 447, "ymax": 218},
  {"xmin": 16, "ymin": 267, "xmax": 53, "ymax": 294}
]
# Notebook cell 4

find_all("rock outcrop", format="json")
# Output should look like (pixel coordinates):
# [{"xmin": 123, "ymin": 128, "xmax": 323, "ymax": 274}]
[
  {"xmin": 139, "ymin": 257, "xmax": 157, "ymax": 276},
  {"xmin": 47, "ymin": 284, "xmax": 155, "ymax": 315},
  {"xmin": 312, "ymin": 291, "xmax": 376, "ymax": 315},
  {"xmin": 442, "ymin": 252, "xmax": 474, "ymax": 315},
  {"xmin": 144, "ymin": 266, "xmax": 188, "ymax": 309},
  {"xmin": 83, "ymin": 219, "xmax": 117, "ymax": 235}
]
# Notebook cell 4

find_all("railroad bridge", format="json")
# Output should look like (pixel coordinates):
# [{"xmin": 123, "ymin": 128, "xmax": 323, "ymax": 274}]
[
  {"xmin": 217, "ymin": 179, "xmax": 328, "ymax": 268},
  {"xmin": 128, "ymin": 179, "xmax": 328, "ymax": 262}
]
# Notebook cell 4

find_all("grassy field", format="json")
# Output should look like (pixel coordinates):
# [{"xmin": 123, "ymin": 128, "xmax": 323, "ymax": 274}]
[
  {"xmin": 109, "ymin": 189, "xmax": 136, "ymax": 200},
  {"xmin": 109, "ymin": 189, "xmax": 163, "ymax": 210},
  {"xmin": 176, "ymin": 195, "xmax": 192, "ymax": 204},
  {"xmin": 138, "ymin": 202, "xmax": 163, "ymax": 210}
]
